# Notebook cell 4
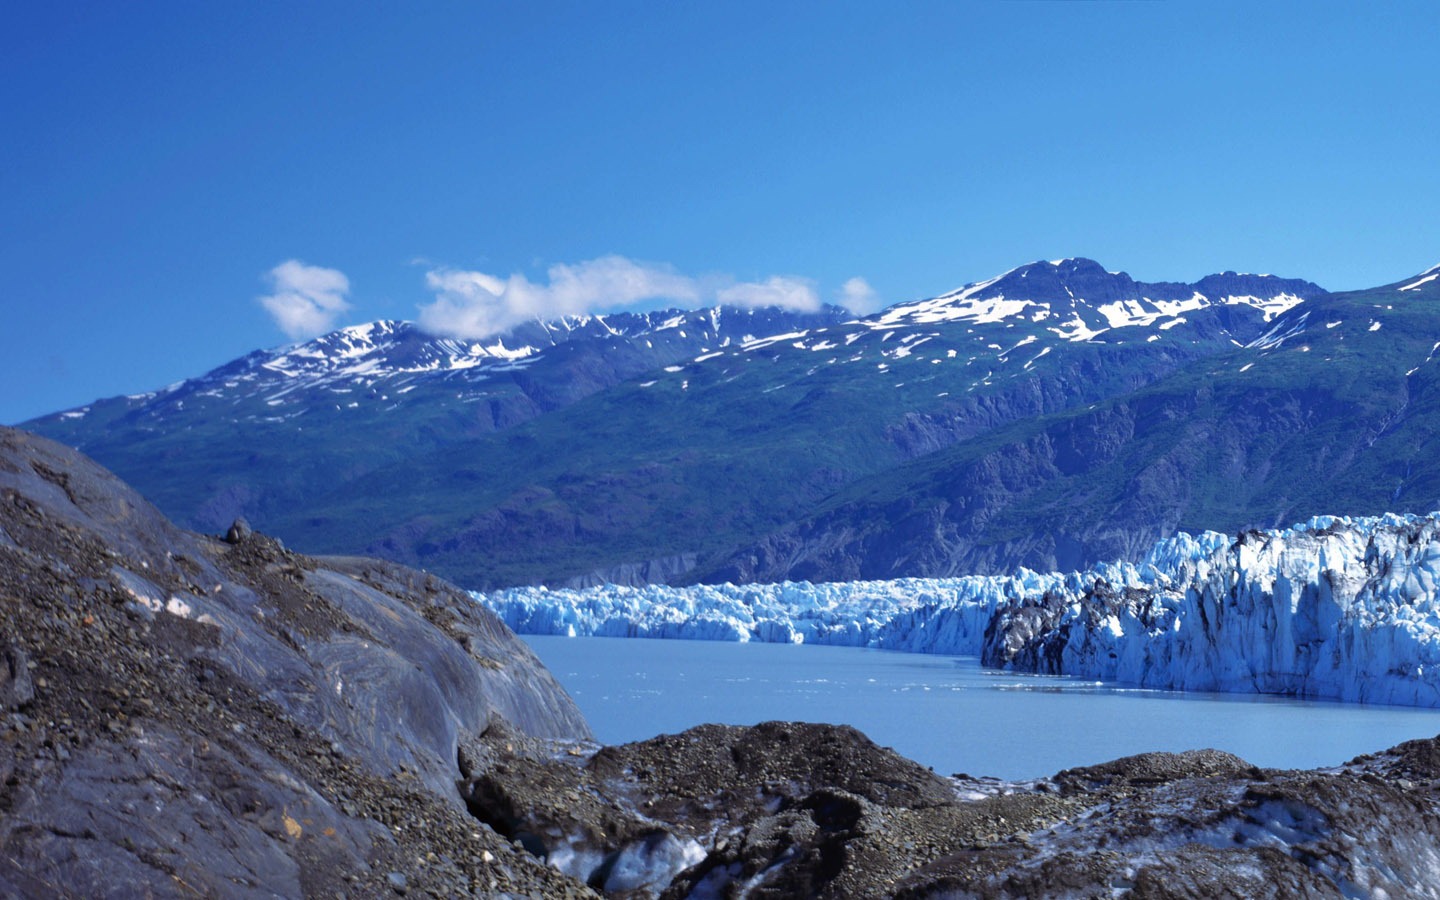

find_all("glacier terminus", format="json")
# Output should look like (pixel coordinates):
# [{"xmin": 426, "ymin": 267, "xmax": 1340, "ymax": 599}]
[{"xmin": 478, "ymin": 511, "xmax": 1440, "ymax": 708}]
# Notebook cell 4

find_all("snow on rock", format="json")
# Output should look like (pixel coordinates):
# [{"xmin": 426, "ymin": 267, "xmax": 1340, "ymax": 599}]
[
  {"xmin": 1399, "ymin": 270, "xmax": 1440, "ymax": 292},
  {"xmin": 1248, "ymin": 311, "xmax": 1311, "ymax": 350},
  {"xmin": 475, "ymin": 512, "xmax": 1440, "ymax": 707},
  {"xmin": 864, "ymin": 260, "xmax": 1322, "ymax": 342}
]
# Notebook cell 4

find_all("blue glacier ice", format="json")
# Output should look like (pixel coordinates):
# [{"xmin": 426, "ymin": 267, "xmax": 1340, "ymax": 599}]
[{"xmin": 473, "ymin": 513, "xmax": 1440, "ymax": 707}]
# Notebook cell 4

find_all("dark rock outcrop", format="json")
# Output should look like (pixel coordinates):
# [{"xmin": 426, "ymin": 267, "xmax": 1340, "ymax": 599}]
[
  {"xmin": 0, "ymin": 426, "xmax": 594, "ymax": 897},
  {"xmin": 457, "ymin": 719, "xmax": 1440, "ymax": 898}
]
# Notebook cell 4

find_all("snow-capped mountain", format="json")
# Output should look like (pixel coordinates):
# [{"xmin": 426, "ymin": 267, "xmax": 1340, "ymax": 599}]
[
  {"xmin": 870, "ymin": 258, "xmax": 1320, "ymax": 340},
  {"xmin": 220, "ymin": 306, "xmax": 855, "ymax": 397},
  {"xmin": 28, "ymin": 256, "xmax": 1440, "ymax": 592},
  {"xmin": 661, "ymin": 259, "xmax": 1324, "ymax": 400},
  {"xmin": 477, "ymin": 510, "xmax": 1440, "ymax": 707},
  {"xmin": 30, "ymin": 258, "xmax": 1326, "ymax": 440},
  {"xmin": 38, "ymin": 305, "xmax": 853, "ymax": 432}
]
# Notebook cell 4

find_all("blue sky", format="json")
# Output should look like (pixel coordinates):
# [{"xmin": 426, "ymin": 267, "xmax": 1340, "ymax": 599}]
[{"xmin": 3, "ymin": 1, "xmax": 1437, "ymax": 424}]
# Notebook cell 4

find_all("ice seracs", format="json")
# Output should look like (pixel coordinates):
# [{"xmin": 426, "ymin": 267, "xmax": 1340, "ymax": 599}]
[{"xmin": 475, "ymin": 511, "xmax": 1440, "ymax": 709}]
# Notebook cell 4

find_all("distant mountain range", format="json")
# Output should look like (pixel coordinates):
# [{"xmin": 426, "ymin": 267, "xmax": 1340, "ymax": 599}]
[{"xmin": 26, "ymin": 257, "xmax": 1440, "ymax": 589}]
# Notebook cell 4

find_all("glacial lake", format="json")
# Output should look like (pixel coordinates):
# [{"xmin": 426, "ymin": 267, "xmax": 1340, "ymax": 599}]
[{"xmin": 523, "ymin": 635, "xmax": 1440, "ymax": 781}]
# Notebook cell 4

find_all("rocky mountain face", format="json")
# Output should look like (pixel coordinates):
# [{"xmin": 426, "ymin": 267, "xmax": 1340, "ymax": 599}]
[
  {"xmin": 8, "ymin": 428, "xmax": 1440, "ymax": 897},
  {"xmin": 24, "ymin": 258, "xmax": 1343, "ymax": 589}
]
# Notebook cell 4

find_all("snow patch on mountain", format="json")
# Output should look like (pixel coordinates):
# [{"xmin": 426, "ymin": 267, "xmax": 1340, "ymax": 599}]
[
  {"xmin": 1248, "ymin": 311, "xmax": 1311, "ymax": 350},
  {"xmin": 1225, "ymin": 292, "xmax": 1307, "ymax": 321},
  {"xmin": 1400, "ymin": 271, "xmax": 1440, "ymax": 292},
  {"xmin": 475, "ymin": 511, "xmax": 1440, "ymax": 708},
  {"xmin": 864, "ymin": 260, "xmax": 1319, "ymax": 344},
  {"xmin": 871, "ymin": 295, "xmax": 1035, "ymax": 329},
  {"xmin": 261, "ymin": 318, "xmax": 559, "ymax": 381},
  {"xmin": 1094, "ymin": 293, "xmax": 1205, "ymax": 329}
]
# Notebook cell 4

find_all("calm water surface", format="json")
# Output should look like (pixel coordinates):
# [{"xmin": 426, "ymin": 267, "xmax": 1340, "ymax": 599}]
[{"xmin": 524, "ymin": 635, "xmax": 1440, "ymax": 781}]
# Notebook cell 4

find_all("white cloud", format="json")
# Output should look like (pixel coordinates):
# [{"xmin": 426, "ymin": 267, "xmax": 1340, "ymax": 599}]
[
  {"xmin": 258, "ymin": 260, "xmax": 351, "ymax": 340},
  {"xmin": 418, "ymin": 255, "xmax": 700, "ymax": 340},
  {"xmin": 838, "ymin": 276, "xmax": 882, "ymax": 314},
  {"xmin": 415, "ymin": 256, "xmax": 853, "ymax": 340},
  {"xmin": 715, "ymin": 275, "xmax": 821, "ymax": 312}
]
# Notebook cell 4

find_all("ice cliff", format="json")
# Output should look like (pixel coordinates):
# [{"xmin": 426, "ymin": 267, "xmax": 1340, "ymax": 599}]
[{"xmin": 475, "ymin": 512, "xmax": 1440, "ymax": 707}]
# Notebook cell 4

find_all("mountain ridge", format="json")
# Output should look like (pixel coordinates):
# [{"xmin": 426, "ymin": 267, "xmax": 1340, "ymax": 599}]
[
  {"xmin": 30, "ymin": 257, "xmax": 1331, "ymax": 436},
  {"xmin": 863, "ymin": 257, "xmax": 1322, "ymax": 341},
  {"xmin": 33, "ymin": 305, "xmax": 856, "ymax": 436},
  {"xmin": 34, "ymin": 256, "xmax": 1437, "ymax": 590}
]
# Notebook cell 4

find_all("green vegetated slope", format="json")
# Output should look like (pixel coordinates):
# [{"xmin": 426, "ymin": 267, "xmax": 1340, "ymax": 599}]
[
  {"xmin": 33, "ymin": 378, "xmax": 512, "ymax": 530},
  {"xmin": 271, "ymin": 320, "xmax": 1257, "ymax": 588},
  {"xmin": 24, "ymin": 308, "xmax": 850, "ymax": 543},
  {"xmin": 702, "ymin": 277, "xmax": 1440, "ymax": 584}
]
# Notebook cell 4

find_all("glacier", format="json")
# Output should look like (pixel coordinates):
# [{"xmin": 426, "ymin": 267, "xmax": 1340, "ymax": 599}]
[{"xmin": 474, "ymin": 512, "xmax": 1440, "ymax": 707}]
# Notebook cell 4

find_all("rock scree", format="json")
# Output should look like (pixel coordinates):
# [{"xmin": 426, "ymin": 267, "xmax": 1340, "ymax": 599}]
[{"xmin": 6, "ymin": 424, "xmax": 1440, "ymax": 898}]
